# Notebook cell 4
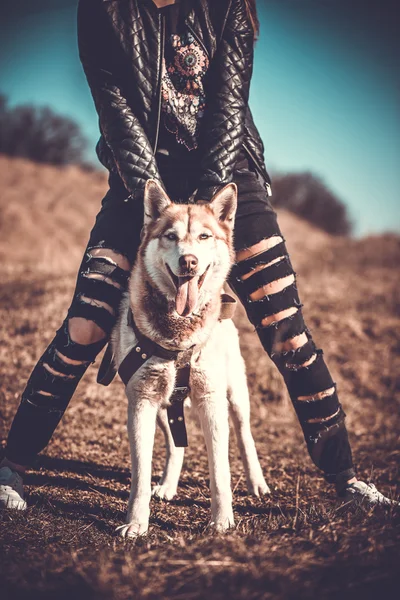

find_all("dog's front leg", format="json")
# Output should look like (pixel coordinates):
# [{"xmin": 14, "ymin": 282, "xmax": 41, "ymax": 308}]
[
  {"xmin": 117, "ymin": 392, "xmax": 158, "ymax": 539},
  {"xmin": 195, "ymin": 393, "xmax": 234, "ymax": 532}
]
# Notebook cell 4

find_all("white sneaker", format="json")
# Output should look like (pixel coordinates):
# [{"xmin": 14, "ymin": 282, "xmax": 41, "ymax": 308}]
[
  {"xmin": 340, "ymin": 480, "xmax": 399, "ymax": 508},
  {"xmin": 0, "ymin": 466, "xmax": 27, "ymax": 510}
]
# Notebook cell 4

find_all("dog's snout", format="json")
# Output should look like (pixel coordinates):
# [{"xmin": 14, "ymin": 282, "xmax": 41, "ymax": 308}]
[{"xmin": 179, "ymin": 254, "xmax": 198, "ymax": 271}]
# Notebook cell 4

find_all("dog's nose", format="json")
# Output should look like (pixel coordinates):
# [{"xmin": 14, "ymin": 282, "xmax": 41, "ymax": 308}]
[{"xmin": 179, "ymin": 254, "xmax": 198, "ymax": 271}]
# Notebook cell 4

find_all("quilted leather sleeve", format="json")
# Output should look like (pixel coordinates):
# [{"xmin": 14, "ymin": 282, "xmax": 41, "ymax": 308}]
[
  {"xmin": 194, "ymin": 0, "xmax": 254, "ymax": 201},
  {"xmin": 77, "ymin": 0, "xmax": 162, "ymax": 199}
]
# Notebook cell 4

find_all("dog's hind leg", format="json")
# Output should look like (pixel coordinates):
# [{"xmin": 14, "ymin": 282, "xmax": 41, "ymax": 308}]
[
  {"xmin": 117, "ymin": 393, "xmax": 158, "ymax": 539},
  {"xmin": 227, "ymin": 345, "xmax": 270, "ymax": 497},
  {"xmin": 152, "ymin": 407, "xmax": 184, "ymax": 500}
]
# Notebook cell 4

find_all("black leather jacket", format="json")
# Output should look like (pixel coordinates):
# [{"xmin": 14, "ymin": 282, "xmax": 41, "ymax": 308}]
[{"xmin": 78, "ymin": 0, "xmax": 271, "ymax": 201}]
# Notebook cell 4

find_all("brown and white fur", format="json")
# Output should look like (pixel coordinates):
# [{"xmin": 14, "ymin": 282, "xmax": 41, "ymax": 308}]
[{"xmin": 113, "ymin": 179, "xmax": 269, "ymax": 538}]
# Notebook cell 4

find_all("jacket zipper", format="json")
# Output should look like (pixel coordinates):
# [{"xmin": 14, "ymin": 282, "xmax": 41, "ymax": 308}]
[
  {"xmin": 186, "ymin": 22, "xmax": 210, "ymax": 59},
  {"xmin": 242, "ymin": 140, "xmax": 272, "ymax": 196},
  {"xmin": 153, "ymin": 11, "xmax": 166, "ymax": 153}
]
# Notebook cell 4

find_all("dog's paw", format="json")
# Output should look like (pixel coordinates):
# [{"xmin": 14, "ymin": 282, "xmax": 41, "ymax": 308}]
[
  {"xmin": 209, "ymin": 513, "xmax": 235, "ymax": 533},
  {"xmin": 152, "ymin": 483, "xmax": 177, "ymax": 501},
  {"xmin": 115, "ymin": 522, "xmax": 149, "ymax": 539},
  {"xmin": 247, "ymin": 478, "xmax": 271, "ymax": 498}
]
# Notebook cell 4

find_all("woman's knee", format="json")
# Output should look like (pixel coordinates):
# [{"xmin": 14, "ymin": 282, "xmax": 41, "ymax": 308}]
[
  {"xmin": 233, "ymin": 237, "xmax": 322, "ymax": 364},
  {"xmin": 67, "ymin": 247, "xmax": 131, "ymax": 347},
  {"xmin": 68, "ymin": 317, "xmax": 106, "ymax": 346},
  {"xmin": 231, "ymin": 235, "xmax": 306, "ymax": 350}
]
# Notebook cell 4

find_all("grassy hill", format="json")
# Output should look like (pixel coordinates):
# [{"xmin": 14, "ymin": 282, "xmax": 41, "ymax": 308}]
[{"xmin": 0, "ymin": 155, "xmax": 399, "ymax": 600}]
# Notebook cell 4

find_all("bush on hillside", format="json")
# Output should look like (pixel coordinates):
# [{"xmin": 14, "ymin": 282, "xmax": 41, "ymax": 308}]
[
  {"xmin": 271, "ymin": 171, "xmax": 352, "ymax": 236},
  {"xmin": 0, "ymin": 95, "xmax": 88, "ymax": 166}
]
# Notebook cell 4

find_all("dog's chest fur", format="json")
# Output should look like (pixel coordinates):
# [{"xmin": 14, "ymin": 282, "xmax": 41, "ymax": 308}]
[
  {"xmin": 141, "ymin": 281, "xmax": 219, "ymax": 345},
  {"xmin": 112, "ymin": 295, "xmax": 236, "ymax": 406}
]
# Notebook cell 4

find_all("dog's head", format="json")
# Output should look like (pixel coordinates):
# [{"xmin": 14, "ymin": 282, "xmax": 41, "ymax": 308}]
[{"xmin": 140, "ymin": 179, "xmax": 237, "ymax": 317}]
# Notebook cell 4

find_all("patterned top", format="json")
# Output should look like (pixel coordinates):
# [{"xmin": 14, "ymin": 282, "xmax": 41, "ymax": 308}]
[{"xmin": 159, "ymin": 3, "xmax": 209, "ymax": 152}]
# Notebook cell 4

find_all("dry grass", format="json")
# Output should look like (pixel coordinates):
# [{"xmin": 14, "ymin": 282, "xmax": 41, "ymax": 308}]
[{"xmin": 0, "ymin": 156, "xmax": 399, "ymax": 599}]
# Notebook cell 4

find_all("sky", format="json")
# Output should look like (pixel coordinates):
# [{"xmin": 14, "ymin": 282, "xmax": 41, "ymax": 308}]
[{"xmin": 0, "ymin": 0, "xmax": 398, "ymax": 236}]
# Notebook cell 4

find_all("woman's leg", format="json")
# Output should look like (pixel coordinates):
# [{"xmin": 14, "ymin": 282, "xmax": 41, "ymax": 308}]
[
  {"xmin": 2, "ymin": 176, "xmax": 144, "ymax": 470},
  {"xmin": 3, "ymin": 247, "xmax": 131, "ymax": 469},
  {"xmin": 229, "ymin": 159, "xmax": 355, "ymax": 491}
]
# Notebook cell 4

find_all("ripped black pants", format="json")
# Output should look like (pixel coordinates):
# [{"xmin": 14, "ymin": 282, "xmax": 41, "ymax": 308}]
[{"xmin": 5, "ymin": 151, "xmax": 355, "ymax": 489}]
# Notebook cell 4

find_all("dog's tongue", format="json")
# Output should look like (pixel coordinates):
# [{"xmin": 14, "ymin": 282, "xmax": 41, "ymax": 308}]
[{"xmin": 176, "ymin": 276, "xmax": 199, "ymax": 316}]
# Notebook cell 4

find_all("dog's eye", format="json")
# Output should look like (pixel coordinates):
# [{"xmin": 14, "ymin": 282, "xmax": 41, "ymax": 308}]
[
  {"xmin": 199, "ymin": 233, "xmax": 211, "ymax": 240},
  {"xmin": 165, "ymin": 232, "xmax": 178, "ymax": 241}
]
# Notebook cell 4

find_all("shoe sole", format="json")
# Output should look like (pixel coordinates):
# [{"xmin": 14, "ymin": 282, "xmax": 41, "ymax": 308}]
[{"xmin": 0, "ymin": 497, "xmax": 27, "ymax": 510}]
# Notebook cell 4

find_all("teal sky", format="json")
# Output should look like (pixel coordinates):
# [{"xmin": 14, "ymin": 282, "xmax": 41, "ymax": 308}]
[{"xmin": 0, "ymin": 0, "xmax": 398, "ymax": 236}]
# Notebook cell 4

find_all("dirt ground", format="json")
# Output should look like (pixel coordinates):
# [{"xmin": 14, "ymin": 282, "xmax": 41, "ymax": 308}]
[{"xmin": 1, "ymin": 156, "xmax": 399, "ymax": 600}]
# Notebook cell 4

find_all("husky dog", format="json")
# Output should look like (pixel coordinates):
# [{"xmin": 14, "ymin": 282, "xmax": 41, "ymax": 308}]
[{"xmin": 113, "ymin": 179, "xmax": 269, "ymax": 538}]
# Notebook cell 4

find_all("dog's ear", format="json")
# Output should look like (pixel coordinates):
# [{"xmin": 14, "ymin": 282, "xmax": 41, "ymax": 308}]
[
  {"xmin": 208, "ymin": 183, "xmax": 237, "ymax": 228},
  {"xmin": 143, "ymin": 179, "xmax": 171, "ymax": 225}
]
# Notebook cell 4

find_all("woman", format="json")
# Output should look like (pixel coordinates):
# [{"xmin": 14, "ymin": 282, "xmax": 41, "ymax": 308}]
[{"xmin": 0, "ymin": 0, "xmax": 394, "ymax": 510}]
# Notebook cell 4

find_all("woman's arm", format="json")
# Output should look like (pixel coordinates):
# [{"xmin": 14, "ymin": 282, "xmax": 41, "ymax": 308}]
[
  {"xmin": 194, "ymin": 0, "xmax": 254, "ymax": 201},
  {"xmin": 77, "ymin": 0, "xmax": 161, "ymax": 199}
]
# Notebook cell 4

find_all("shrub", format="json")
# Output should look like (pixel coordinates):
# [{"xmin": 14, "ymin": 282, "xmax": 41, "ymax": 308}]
[
  {"xmin": 0, "ymin": 94, "xmax": 88, "ymax": 166},
  {"xmin": 271, "ymin": 171, "xmax": 352, "ymax": 236}
]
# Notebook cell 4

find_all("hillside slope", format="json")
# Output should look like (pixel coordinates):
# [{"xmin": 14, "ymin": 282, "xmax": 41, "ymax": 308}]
[
  {"xmin": 0, "ymin": 155, "xmax": 106, "ymax": 273},
  {"xmin": 0, "ymin": 156, "xmax": 399, "ymax": 600}
]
